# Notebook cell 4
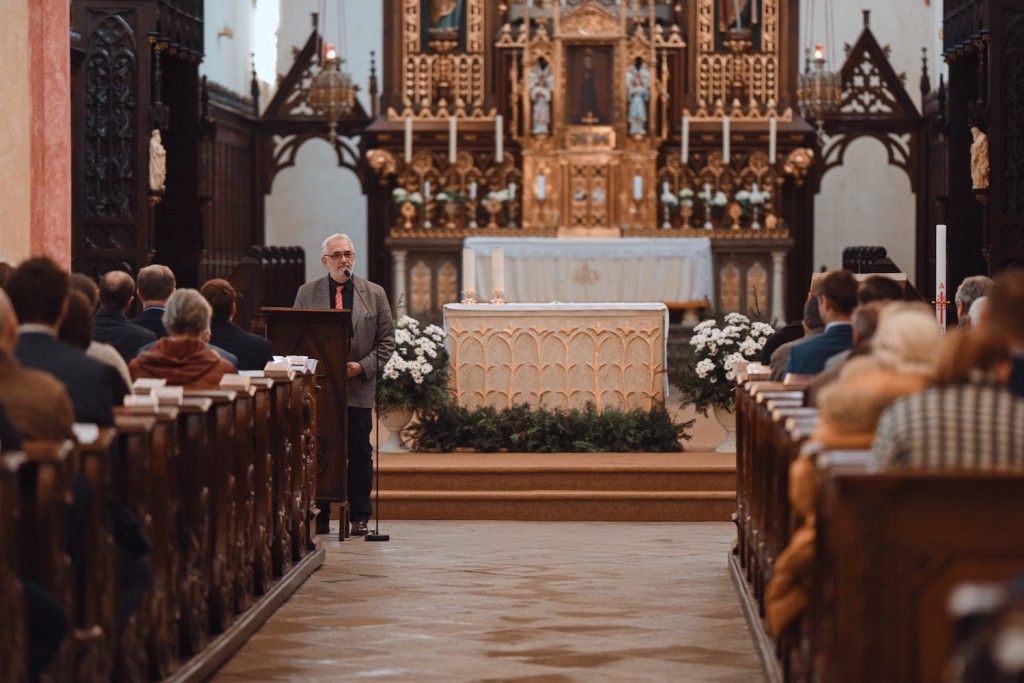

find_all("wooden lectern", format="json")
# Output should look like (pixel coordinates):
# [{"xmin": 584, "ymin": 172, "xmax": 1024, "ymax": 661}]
[{"xmin": 262, "ymin": 307, "xmax": 351, "ymax": 539}]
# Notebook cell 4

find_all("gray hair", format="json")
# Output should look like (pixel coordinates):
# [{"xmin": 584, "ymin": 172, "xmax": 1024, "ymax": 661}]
[
  {"xmin": 321, "ymin": 233, "xmax": 354, "ymax": 256},
  {"xmin": 162, "ymin": 288, "xmax": 212, "ymax": 337},
  {"xmin": 955, "ymin": 275, "xmax": 993, "ymax": 313}
]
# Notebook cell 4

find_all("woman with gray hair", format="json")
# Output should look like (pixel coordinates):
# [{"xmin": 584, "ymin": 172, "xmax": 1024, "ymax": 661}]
[{"xmin": 129, "ymin": 288, "xmax": 235, "ymax": 386}]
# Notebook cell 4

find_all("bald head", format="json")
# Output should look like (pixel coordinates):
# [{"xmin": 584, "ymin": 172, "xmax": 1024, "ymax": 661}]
[{"xmin": 100, "ymin": 270, "xmax": 137, "ymax": 312}]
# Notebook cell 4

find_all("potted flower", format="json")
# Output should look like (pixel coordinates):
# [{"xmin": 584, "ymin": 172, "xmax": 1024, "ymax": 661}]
[
  {"xmin": 377, "ymin": 315, "xmax": 450, "ymax": 451},
  {"xmin": 392, "ymin": 187, "xmax": 424, "ymax": 229},
  {"xmin": 483, "ymin": 189, "xmax": 510, "ymax": 228},
  {"xmin": 698, "ymin": 187, "xmax": 728, "ymax": 229},
  {"xmin": 436, "ymin": 188, "xmax": 468, "ymax": 228},
  {"xmin": 672, "ymin": 312, "xmax": 775, "ymax": 451}
]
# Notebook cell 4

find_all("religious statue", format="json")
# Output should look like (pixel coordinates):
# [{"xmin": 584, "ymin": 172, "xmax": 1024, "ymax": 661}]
[
  {"xmin": 429, "ymin": 0, "xmax": 460, "ymax": 27},
  {"xmin": 718, "ymin": 0, "xmax": 754, "ymax": 32},
  {"xmin": 970, "ymin": 126, "xmax": 989, "ymax": 190},
  {"xmin": 627, "ymin": 60, "xmax": 651, "ymax": 136},
  {"xmin": 529, "ymin": 59, "xmax": 554, "ymax": 135},
  {"xmin": 149, "ymin": 129, "xmax": 167, "ymax": 193},
  {"xmin": 577, "ymin": 47, "xmax": 602, "ymax": 123}
]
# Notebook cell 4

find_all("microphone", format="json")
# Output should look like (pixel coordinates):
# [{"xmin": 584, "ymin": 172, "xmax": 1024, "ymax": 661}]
[{"xmin": 343, "ymin": 268, "xmax": 352, "ymax": 278}]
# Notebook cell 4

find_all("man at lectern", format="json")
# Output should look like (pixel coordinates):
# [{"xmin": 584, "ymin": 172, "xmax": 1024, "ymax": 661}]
[{"xmin": 294, "ymin": 234, "xmax": 395, "ymax": 536}]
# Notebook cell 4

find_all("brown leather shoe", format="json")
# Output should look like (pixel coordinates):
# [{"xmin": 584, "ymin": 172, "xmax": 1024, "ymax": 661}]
[{"xmin": 350, "ymin": 520, "xmax": 369, "ymax": 536}]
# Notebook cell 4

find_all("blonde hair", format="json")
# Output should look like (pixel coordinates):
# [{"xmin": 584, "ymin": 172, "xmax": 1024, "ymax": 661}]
[{"xmin": 865, "ymin": 302, "xmax": 941, "ymax": 377}]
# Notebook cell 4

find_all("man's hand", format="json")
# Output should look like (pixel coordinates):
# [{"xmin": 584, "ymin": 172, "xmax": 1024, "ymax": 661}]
[{"xmin": 347, "ymin": 361, "xmax": 363, "ymax": 379}]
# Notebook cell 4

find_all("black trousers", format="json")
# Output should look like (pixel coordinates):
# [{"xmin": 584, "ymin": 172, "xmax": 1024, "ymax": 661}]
[{"xmin": 347, "ymin": 406, "xmax": 374, "ymax": 521}]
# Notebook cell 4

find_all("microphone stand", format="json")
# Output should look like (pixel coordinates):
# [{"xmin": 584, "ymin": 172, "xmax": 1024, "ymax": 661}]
[{"xmin": 347, "ymin": 268, "xmax": 390, "ymax": 542}]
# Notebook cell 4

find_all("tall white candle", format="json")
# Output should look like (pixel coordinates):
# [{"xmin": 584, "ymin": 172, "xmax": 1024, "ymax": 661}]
[
  {"xmin": 768, "ymin": 115, "xmax": 777, "ymax": 164},
  {"xmin": 469, "ymin": 181, "xmax": 477, "ymax": 200},
  {"xmin": 404, "ymin": 115, "xmax": 413, "ymax": 163},
  {"xmin": 492, "ymin": 247, "xmax": 504, "ymax": 294},
  {"xmin": 462, "ymin": 247, "xmax": 475, "ymax": 297},
  {"xmin": 633, "ymin": 175, "xmax": 643, "ymax": 201},
  {"xmin": 536, "ymin": 175, "xmax": 546, "ymax": 200},
  {"xmin": 681, "ymin": 115, "xmax": 689, "ymax": 162},
  {"xmin": 424, "ymin": 180, "xmax": 431, "ymax": 202},
  {"xmin": 663, "ymin": 180, "xmax": 669, "ymax": 196},
  {"xmin": 704, "ymin": 182, "xmax": 711, "ymax": 198},
  {"xmin": 722, "ymin": 115, "xmax": 730, "ymax": 163},
  {"xmin": 495, "ymin": 115, "xmax": 504, "ymax": 163},
  {"xmin": 509, "ymin": 181, "xmax": 516, "ymax": 200},
  {"xmin": 752, "ymin": 181, "xmax": 759, "ymax": 195},
  {"xmin": 936, "ymin": 223, "xmax": 947, "ymax": 332},
  {"xmin": 449, "ymin": 116, "xmax": 457, "ymax": 164}
]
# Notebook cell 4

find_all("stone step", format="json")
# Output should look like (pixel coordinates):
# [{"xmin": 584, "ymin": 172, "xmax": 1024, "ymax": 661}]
[{"xmin": 376, "ymin": 489, "xmax": 736, "ymax": 522}]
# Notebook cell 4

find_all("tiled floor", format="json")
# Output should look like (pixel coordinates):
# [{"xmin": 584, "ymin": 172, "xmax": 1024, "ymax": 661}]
[{"xmin": 211, "ymin": 521, "xmax": 764, "ymax": 682}]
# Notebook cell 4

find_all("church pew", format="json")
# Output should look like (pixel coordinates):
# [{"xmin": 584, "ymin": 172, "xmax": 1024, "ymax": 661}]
[
  {"xmin": 17, "ymin": 440, "xmax": 76, "ymax": 683},
  {"xmin": 266, "ymin": 378, "xmax": 296, "ymax": 575},
  {"xmin": 115, "ymin": 406, "xmax": 185, "ymax": 680},
  {"xmin": 810, "ymin": 465, "xmax": 1024, "ymax": 683},
  {"xmin": 249, "ymin": 378, "xmax": 276, "ymax": 595},
  {"xmin": 175, "ymin": 397, "xmax": 214, "ymax": 656},
  {"xmin": 0, "ymin": 451, "xmax": 28, "ymax": 683}
]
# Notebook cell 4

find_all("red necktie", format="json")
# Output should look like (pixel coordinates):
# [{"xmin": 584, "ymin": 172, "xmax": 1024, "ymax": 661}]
[{"xmin": 335, "ymin": 285, "xmax": 343, "ymax": 309}]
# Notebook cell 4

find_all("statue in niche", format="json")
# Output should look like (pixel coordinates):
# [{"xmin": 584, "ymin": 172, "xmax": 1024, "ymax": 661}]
[
  {"xmin": 567, "ymin": 45, "xmax": 612, "ymax": 125},
  {"xmin": 970, "ymin": 126, "xmax": 989, "ymax": 190},
  {"xmin": 149, "ymin": 129, "xmax": 166, "ymax": 193},
  {"xmin": 718, "ymin": 0, "xmax": 754, "ymax": 32},
  {"xmin": 529, "ymin": 59, "xmax": 554, "ymax": 135},
  {"xmin": 423, "ymin": 0, "xmax": 466, "ymax": 50},
  {"xmin": 626, "ymin": 59, "xmax": 650, "ymax": 136}
]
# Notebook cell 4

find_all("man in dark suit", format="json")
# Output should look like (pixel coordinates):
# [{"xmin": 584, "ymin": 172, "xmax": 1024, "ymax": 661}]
[
  {"xmin": 200, "ymin": 278, "xmax": 274, "ymax": 371},
  {"xmin": 988, "ymin": 269, "xmax": 1024, "ymax": 397},
  {"xmin": 130, "ymin": 264, "xmax": 176, "ymax": 338},
  {"xmin": 784, "ymin": 269, "xmax": 858, "ymax": 376},
  {"xmin": 294, "ymin": 233, "xmax": 395, "ymax": 536},
  {"xmin": 93, "ymin": 270, "xmax": 157, "ymax": 362},
  {"xmin": 5, "ymin": 257, "xmax": 124, "ymax": 426}
]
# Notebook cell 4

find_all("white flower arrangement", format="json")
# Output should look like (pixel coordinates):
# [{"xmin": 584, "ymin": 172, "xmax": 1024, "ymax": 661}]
[
  {"xmin": 378, "ymin": 315, "xmax": 450, "ymax": 413},
  {"xmin": 392, "ymin": 188, "xmax": 424, "ymax": 206},
  {"xmin": 678, "ymin": 188, "xmax": 695, "ymax": 206},
  {"xmin": 674, "ymin": 312, "xmax": 776, "ymax": 414},
  {"xmin": 698, "ymin": 188, "xmax": 729, "ymax": 206},
  {"xmin": 485, "ymin": 189, "xmax": 511, "ymax": 203}
]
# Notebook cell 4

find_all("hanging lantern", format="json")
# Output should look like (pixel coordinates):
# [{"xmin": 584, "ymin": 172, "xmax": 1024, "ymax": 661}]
[
  {"xmin": 307, "ymin": 43, "xmax": 355, "ymax": 143},
  {"xmin": 798, "ymin": 43, "xmax": 841, "ymax": 139}
]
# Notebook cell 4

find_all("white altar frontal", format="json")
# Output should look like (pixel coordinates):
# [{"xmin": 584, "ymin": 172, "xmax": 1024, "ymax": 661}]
[
  {"xmin": 463, "ymin": 237, "xmax": 713, "ymax": 305},
  {"xmin": 444, "ymin": 303, "xmax": 669, "ymax": 413}
]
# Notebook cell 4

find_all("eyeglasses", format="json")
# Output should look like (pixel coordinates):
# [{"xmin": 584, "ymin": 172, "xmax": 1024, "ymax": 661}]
[{"xmin": 325, "ymin": 251, "xmax": 355, "ymax": 261}]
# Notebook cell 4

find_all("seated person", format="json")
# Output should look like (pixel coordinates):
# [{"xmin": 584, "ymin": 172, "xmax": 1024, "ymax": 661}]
[
  {"xmin": 873, "ymin": 326, "xmax": 1024, "ymax": 468},
  {"xmin": 129, "ymin": 288, "xmax": 236, "ymax": 386},
  {"xmin": 93, "ymin": 270, "xmax": 157, "ymax": 362},
  {"xmin": 59, "ymin": 290, "xmax": 131, "ymax": 399},
  {"xmin": 199, "ymin": 279, "xmax": 274, "ymax": 371},
  {"xmin": 784, "ymin": 269, "xmax": 859, "ymax": 376}
]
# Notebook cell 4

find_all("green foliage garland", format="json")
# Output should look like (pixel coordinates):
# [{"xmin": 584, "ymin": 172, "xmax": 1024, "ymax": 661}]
[{"xmin": 406, "ymin": 402, "xmax": 693, "ymax": 453}]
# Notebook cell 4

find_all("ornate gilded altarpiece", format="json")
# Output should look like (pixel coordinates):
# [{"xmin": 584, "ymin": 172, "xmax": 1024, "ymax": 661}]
[{"xmin": 366, "ymin": 0, "xmax": 813, "ymax": 322}]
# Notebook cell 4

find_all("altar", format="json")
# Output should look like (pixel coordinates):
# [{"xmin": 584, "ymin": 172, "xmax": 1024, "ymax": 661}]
[
  {"xmin": 463, "ymin": 237, "xmax": 713, "ymax": 305},
  {"xmin": 444, "ymin": 302, "xmax": 668, "ymax": 413}
]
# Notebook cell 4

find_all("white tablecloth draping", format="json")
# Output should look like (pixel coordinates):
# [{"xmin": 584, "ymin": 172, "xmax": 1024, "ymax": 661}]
[{"xmin": 463, "ymin": 237, "xmax": 713, "ymax": 304}]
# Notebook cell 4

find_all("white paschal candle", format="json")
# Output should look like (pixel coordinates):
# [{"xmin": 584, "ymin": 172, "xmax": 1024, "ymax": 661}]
[
  {"xmin": 722, "ymin": 115, "xmax": 730, "ymax": 164},
  {"xmin": 936, "ymin": 223, "xmax": 947, "ymax": 332},
  {"xmin": 404, "ymin": 115, "xmax": 413, "ymax": 163},
  {"xmin": 495, "ymin": 115, "xmax": 503, "ymax": 163},
  {"xmin": 449, "ymin": 116, "xmax": 457, "ymax": 164},
  {"xmin": 492, "ymin": 247, "xmax": 504, "ymax": 294},
  {"xmin": 633, "ymin": 175, "xmax": 643, "ymax": 201},
  {"xmin": 462, "ymin": 247, "xmax": 475, "ymax": 297},
  {"xmin": 768, "ymin": 115, "xmax": 777, "ymax": 164}
]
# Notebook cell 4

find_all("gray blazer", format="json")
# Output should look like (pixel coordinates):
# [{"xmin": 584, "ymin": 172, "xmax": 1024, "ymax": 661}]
[{"xmin": 293, "ymin": 275, "xmax": 395, "ymax": 409}]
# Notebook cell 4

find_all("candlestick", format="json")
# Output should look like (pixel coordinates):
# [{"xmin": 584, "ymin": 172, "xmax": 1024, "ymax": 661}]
[
  {"xmin": 681, "ymin": 115, "xmax": 689, "ymax": 162},
  {"xmin": 492, "ymin": 247, "xmax": 504, "ymax": 299},
  {"xmin": 448, "ymin": 116, "xmax": 458, "ymax": 164},
  {"xmin": 722, "ymin": 115, "xmax": 730, "ymax": 164},
  {"xmin": 935, "ymin": 223, "xmax": 947, "ymax": 332},
  {"xmin": 768, "ymin": 115, "xmax": 777, "ymax": 164},
  {"xmin": 462, "ymin": 247, "xmax": 476, "ymax": 303},
  {"xmin": 404, "ymin": 115, "xmax": 413, "ymax": 163},
  {"xmin": 633, "ymin": 175, "xmax": 643, "ymax": 201},
  {"xmin": 495, "ymin": 115, "xmax": 503, "ymax": 163}
]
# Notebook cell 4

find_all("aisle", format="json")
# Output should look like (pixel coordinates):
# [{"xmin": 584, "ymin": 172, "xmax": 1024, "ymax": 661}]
[{"xmin": 211, "ymin": 521, "xmax": 764, "ymax": 682}]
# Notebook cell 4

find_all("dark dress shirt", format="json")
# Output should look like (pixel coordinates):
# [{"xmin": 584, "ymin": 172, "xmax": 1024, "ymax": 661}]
[{"xmin": 130, "ymin": 307, "xmax": 168, "ymax": 338}]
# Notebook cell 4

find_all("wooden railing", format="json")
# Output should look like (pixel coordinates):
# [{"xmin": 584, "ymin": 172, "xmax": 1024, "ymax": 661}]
[
  {"xmin": 0, "ymin": 365, "xmax": 325, "ymax": 682},
  {"xmin": 732, "ymin": 369, "xmax": 1024, "ymax": 682}
]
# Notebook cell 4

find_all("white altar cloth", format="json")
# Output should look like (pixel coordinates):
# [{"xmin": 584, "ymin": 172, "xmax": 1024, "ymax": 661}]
[
  {"xmin": 463, "ymin": 237, "xmax": 713, "ymax": 304},
  {"xmin": 443, "ymin": 303, "xmax": 669, "ymax": 412}
]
